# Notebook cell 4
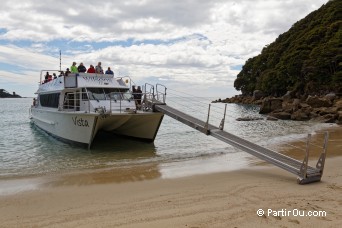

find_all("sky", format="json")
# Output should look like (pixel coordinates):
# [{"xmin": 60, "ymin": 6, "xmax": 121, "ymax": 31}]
[{"xmin": 0, "ymin": 0, "xmax": 329, "ymax": 98}]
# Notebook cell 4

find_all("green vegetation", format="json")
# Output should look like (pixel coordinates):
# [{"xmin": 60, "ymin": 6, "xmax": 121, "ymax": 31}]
[{"xmin": 234, "ymin": 0, "xmax": 341, "ymax": 96}]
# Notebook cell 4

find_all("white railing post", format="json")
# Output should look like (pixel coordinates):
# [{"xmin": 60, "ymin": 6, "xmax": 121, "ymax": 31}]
[
  {"xmin": 204, "ymin": 104, "xmax": 211, "ymax": 135},
  {"xmin": 300, "ymin": 134, "xmax": 311, "ymax": 179},
  {"xmin": 219, "ymin": 104, "xmax": 227, "ymax": 130}
]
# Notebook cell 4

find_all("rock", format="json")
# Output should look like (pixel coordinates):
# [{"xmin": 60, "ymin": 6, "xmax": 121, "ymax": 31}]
[
  {"xmin": 259, "ymin": 98, "xmax": 283, "ymax": 114},
  {"xmin": 269, "ymin": 112, "xmax": 291, "ymax": 120},
  {"xmin": 306, "ymin": 96, "xmax": 332, "ymax": 108},
  {"xmin": 334, "ymin": 99, "xmax": 342, "ymax": 111},
  {"xmin": 322, "ymin": 114, "xmax": 337, "ymax": 123},
  {"xmin": 254, "ymin": 100, "xmax": 263, "ymax": 105},
  {"xmin": 325, "ymin": 93, "xmax": 336, "ymax": 101},
  {"xmin": 299, "ymin": 103, "xmax": 313, "ymax": 115},
  {"xmin": 213, "ymin": 98, "xmax": 222, "ymax": 103},
  {"xmin": 221, "ymin": 95, "xmax": 255, "ymax": 104},
  {"xmin": 236, "ymin": 117, "xmax": 263, "ymax": 121},
  {"xmin": 337, "ymin": 111, "xmax": 342, "ymax": 124},
  {"xmin": 314, "ymin": 114, "xmax": 337, "ymax": 123},
  {"xmin": 291, "ymin": 111, "xmax": 310, "ymax": 121},
  {"xmin": 318, "ymin": 107, "xmax": 338, "ymax": 115},
  {"xmin": 282, "ymin": 101, "xmax": 295, "ymax": 113},
  {"xmin": 267, "ymin": 116, "xmax": 278, "ymax": 121},
  {"xmin": 282, "ymin": 91, "xmax": 293, "ymax": 101},
  {"xmin": 309, "ymin": 112, "xmax": 319, "ymax": 118},
  {"xmin": 253, "ymin": 90, "xmax": 265, "ymax": 100}
]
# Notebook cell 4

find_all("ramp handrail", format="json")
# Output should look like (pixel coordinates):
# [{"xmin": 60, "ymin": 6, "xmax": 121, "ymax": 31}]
[
  {"xmin": 156, "ymin": 83, "xmax": 167, "ymax": 103},
  {"xmin": 144, "ymin": 83, "xmax": 155, "ymax": 101},
  {"xmin": 153, "ymin": 103, "xmax": 328, "ymax": 185}
]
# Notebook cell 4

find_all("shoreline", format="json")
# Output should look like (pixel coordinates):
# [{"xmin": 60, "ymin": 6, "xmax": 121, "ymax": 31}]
[
  {"xmin": 0, "ymin": 157, "xmax": 341, "ymax": 227},
  {"xmin": 0, "ymin": 126, "xmax": 341, "ymax": 227},
  {"xmin": 1, "ymin": 125, "xmax": 340, "ymax": 190}
]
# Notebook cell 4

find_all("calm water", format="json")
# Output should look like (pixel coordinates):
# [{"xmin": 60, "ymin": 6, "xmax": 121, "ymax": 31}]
[{"xmin": 0, "ymin": 97, "xmax": 333, "ymax": 183}]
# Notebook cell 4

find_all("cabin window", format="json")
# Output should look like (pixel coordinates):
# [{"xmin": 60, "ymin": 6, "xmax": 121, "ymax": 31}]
[
  {"xmin": 86, "ymin": 88, "xmax": 129, "ymax": 100},
  {"xmin": 87, "ymin": 88, "xmax": 106, "ymax": 100},
  {"xmin": 104, "ymin": 88, "xmax": 126, "ymax": 100},
  {"xmin": 39, "ymin": 93, "xmax": 60, "ymax": 108}
]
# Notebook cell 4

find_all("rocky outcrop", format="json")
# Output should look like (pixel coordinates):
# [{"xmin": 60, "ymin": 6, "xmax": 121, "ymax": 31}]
[
  {"xmin": 337, "ymin": 111, "xmax": 342, "ymax": 124},
  {"xmin": 269, "ymin": 111, "xmax": 291, "ymax": 120},
  {"xmin": 291, "ymin": 111, "xmax": 310, "ymax": 121},
  {"xmin": 335, "ymin": 100, "xmax": 342, "ymax": 111},
  {"xmin": 214, "ymin": 92, "xmax": 342, "ymax": 124},
  {"xmin": 215, "ymin": 95, "xmax": 255, "ymax": 104},
  {"xmin": 306, "ymin": 96, "xmax": 332, "ymax": 108},
  {"xmin": 253, "ymin": 90, "xmax": 265, "ymax": 101},
  {"xmin": 259, "ymin": 98, "xmax": 283, "ymax": 114},
  {"xmin": 265, "ymin": 94, "xmax": 342, "ymax": 124}
]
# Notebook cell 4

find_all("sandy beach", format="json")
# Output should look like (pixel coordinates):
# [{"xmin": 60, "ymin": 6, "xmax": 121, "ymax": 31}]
[{"xmin": 0, "ymin": 126, "xmax": 341, "ymax": 228}]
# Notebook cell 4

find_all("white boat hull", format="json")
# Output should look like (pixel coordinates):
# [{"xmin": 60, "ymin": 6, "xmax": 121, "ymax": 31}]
[{"xmin": 30, "ymin": 108, "xmax": 164, "ymax": 146}]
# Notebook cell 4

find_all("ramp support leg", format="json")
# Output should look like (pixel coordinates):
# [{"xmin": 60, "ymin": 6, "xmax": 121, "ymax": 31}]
[
  {"xmin": 219, "ymin": 104, "xmax": 227, "ymax": 130},
  {"xmin": 203, "ymin": 104, "xmax": 211, "ymax": 135},
  {"xmin": 316, "ymin": 131, "xmax": 328, "ymax": 175},
  {"xmin": 297, "ymin": 134, "xmax": 311, "ymax": 184}
]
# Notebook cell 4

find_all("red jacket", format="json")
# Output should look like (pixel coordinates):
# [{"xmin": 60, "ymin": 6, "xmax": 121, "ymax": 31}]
[{"xmin": 87, "ymin": 67, "xmax": 95, "ymax": 73}]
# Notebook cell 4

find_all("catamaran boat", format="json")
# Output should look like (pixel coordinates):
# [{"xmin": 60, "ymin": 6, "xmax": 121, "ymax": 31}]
[{"xmin": 29, "ymin": 71, "xmax": 166, "ymax": 148}]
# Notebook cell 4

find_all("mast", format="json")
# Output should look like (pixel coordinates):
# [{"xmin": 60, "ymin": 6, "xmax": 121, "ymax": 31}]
[{"xmin": 59, "ymin": 50, "xmax": 61, "ymax": 71}]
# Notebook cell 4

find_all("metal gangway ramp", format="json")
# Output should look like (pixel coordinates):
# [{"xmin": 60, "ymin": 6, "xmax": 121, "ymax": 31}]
[{"xmin": 144, "ymin": 84, "xmax": 328, "ymax": 184}]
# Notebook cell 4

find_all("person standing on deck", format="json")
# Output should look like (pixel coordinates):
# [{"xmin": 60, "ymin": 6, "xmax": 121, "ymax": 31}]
[
  {"xmin": 105, "ymin": 67, "xmax": 114, "ymax": 75},
  {"xmin": 95, "ymin": 62, "xmax": 104, "ymax": 74},
  {"xmin": 136, "ymin": 86, "xmax": 143, "ymax": 108},
  {"xmin": 65, "ymin": 68, "xmax": 71, "ymax": 76},
  {"xmin": 70, "ymin": 62, "xmax": 78, "ymax": 73},
  {"xmin": 78, "ymin": 63, "xmax": 87, "ymax": 73},
  {"xmin": 87, "ymin": 64, "xmax": 96, "ymax": 73}
]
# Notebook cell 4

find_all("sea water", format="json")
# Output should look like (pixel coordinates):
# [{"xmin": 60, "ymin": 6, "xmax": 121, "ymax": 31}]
[{"xmin": 0, "ymin": 97, "xmax": 333, "ymax": 192}]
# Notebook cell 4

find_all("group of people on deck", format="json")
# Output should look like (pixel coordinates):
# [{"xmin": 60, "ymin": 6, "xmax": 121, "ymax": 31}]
[
  {"xmin": 69, "ymin": 61, "xmax": 114, "ymax": 75},
  {"xmin": 42, "ymin": 61, "xmax": 114, "ymax": 84}
]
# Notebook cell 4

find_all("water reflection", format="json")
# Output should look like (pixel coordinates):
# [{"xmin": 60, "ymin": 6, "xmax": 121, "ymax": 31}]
[{"xmin": 4, "ymin": 124, "xmax": 159, "ymax": 179}]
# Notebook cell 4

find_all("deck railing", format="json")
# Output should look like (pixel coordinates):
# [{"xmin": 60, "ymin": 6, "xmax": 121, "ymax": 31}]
[
  {"xmin": 57, "ymin": 82, "xmax": 168, "ymax": 113},
  {"xmin": 60, "ymin": 91, "xmax": 146, "ymax": 113}
]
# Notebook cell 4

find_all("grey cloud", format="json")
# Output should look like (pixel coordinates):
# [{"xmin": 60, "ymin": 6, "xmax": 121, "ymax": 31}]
[{"xmin": 1, "ymin": 0, "xmax": 225, "ymax": 41}]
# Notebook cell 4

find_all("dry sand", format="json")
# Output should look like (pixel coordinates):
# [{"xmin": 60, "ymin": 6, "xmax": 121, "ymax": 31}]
[{"xmin": 0, "ymin": 127, "xmax": 341, "ymax": 228}]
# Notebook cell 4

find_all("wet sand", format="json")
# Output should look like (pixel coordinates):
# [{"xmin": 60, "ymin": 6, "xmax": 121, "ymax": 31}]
[{"xmin": 0, "ymin": 126, "xmax": 341, "ymax": 227}]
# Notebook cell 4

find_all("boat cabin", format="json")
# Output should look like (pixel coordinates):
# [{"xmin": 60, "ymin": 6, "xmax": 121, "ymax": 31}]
[{"xmin": 35, "ymin": 70, "xmax": 138, "ymax": 114}]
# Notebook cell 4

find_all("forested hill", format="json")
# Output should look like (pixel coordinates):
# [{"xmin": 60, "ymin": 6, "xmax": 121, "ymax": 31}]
[
  {"xmin": 234, "ymin": 0, "xmax": 341, "ymax": 97},
  {"xmin": 0, "ymin": 89, "xmax": 21, "ymax": 98}
]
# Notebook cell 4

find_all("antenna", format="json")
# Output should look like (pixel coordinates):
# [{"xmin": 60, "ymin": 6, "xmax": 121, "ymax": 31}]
[{"xmin": 59, "ymin": 50, "xmax": 61, "ymax": 71}]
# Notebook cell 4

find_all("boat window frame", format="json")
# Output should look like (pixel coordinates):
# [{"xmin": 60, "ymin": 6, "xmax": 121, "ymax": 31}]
[
  {"xmin": 85, "ymin": 87, "xmax": 130, "ymax": 101},
  {"xmin": 39, "ymin": 92, "xmax": 60, "ymax": 108}
]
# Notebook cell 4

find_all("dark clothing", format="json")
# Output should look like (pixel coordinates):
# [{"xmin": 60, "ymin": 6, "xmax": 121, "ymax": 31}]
[
  {"xmin": 105, "ymin": 69, "xmax": 114, "ymax": 75},
  {"xmin": 78, "ymin": 65, "xmax": 87, "ymax": 73},
  {"xmin": 132, "ymin": 87, "xmax": 137, "ymax": 98},
  {"xmin": 136, "ymin": 88, "xmax": 142, "ymax": 105}
]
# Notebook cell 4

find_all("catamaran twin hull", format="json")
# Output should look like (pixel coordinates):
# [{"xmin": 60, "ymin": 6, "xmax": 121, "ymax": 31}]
[{"xmin": 31, "ymin": 108, "xmax": 164, "ymax": 146}]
